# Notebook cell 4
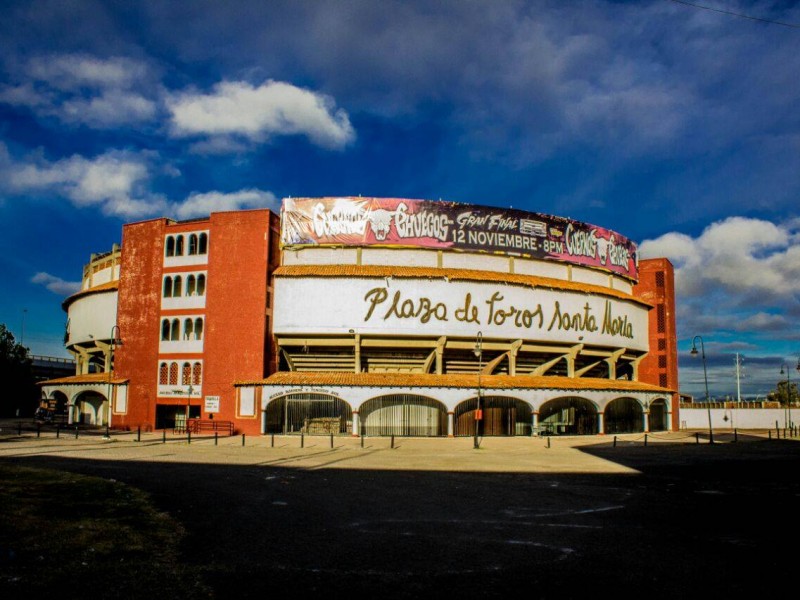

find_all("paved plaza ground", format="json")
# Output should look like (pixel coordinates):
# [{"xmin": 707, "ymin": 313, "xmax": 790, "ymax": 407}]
[{"xmin": 1, "ymin": 424, "xmax": 799, "ymax": 598}]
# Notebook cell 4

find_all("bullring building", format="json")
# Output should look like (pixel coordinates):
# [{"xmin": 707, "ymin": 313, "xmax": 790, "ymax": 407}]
[{"xmin": 40, "ymin": 197, "xmax": 678, "ymax": 438}]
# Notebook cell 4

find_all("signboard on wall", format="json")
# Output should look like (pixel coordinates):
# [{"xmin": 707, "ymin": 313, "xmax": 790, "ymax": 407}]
[
  {"xmin": 205, "ymin": 396, "xmax": 220, "ymax": 413},
  {"xmin": 281, "ymin": 197, "xmax": 638, "ymax": 280}
]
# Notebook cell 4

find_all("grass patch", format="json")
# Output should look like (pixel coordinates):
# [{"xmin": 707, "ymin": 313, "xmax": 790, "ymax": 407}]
[{"xmin": 0, "ymin": 463, "xmax": 210, "ymax": 598}]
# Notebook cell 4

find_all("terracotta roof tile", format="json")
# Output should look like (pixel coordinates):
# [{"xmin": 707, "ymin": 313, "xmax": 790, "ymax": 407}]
[
  {"xmin": 274, "ymin": 265, "xmax": 649, "ymax": 306},
  {"xmin": 62, "ymin": 281, "xmax": 119, "ymax": 310},
  {"xmin": 38, "ymin": 372, "xmax": 128, "ymax": 386},
  {"xmin": 236, "ymin": 371, "xmax": 671, "ymax": 393}
]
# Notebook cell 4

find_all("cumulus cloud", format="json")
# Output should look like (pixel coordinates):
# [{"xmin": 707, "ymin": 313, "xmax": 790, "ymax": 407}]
[
  {"xmin": 31, "ymin": 272, "xmax": 81, "ymax": 296},
  {"xmin": 167, "ymin": 80, "xmax": 355, "ymax": 149},
  {"xmin": 640, "ymin": 216, "xmax": 800, "ymax": 344},
  {"xmin": 1, "ymin": 144, "xmax": 166, "ymax": 217},
  {"xmin": 172, "ymin": 189, "xmax": 278, "ymax": 219},
  {"xmin": 0, "ymin": 54, "xmax": 158, "ymax": 128}
]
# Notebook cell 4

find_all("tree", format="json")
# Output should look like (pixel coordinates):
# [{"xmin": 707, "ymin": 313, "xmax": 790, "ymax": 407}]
[
  {"xmin": 0, "ymin": 324, "xmax": 37, "ymax": 417},
  {"xmin": 767, "ymin": 379, "xmax": 799, "ymax": 407}
]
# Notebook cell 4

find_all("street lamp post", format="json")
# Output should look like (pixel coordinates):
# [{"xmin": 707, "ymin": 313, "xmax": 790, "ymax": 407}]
[
  {"xmin": 690, "ymin": 335, "xmax": 713, "ymax": 444},
  {"xmin": 474, "ymin": 331, "xmax": 483, "ymax": 450}
]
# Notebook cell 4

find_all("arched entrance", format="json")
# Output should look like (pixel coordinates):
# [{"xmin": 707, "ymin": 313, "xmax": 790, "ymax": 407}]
[
  {"xmin": 71, "ymin": 391, "xmax": 108, "ymax": 426},
  {"xmin": 454, "ymin": 396, "xmax": 533, "ymax": 436},
  {"xmin": 359, "ymin": 394, "xmax": 447, "ymax": 437},
  {"xmin": 539, "ymin": 397, "xmax": 598, "ymax": 435},
  {"xmin": 604, "ymin": 397, "xmax": 644, "ymax": 434},
  {"xmin": 265, "ymin": 393, "xmax": 352, "ymax": 434},
  {"xmin": 649, "ymin": 398, "xmax": 669, "ymax": 431}
]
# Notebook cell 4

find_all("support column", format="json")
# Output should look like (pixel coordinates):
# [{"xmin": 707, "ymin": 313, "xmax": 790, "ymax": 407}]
[
  {"xmin": 532, "ymin": 412, "xmax": 538, "ymax": 435},
  {"xmin": 352, "ymin": 411, "xmax": 360, "ymax": 437},
  {"xmin": 598, "ymin": 412, "xmax": 605, "ymax": 435},
  {"xmin": 643, "ymin": 411, "xmax": 650, "ymax": 433},
  {"xmin": 447, "ymin": 412, "xmax": 454, "ymax": 437}
]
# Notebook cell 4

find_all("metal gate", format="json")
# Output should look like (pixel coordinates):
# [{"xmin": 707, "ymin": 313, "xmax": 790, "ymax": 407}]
[
  {"xmin": 604, "ymin": 397, "xmax": 644, "ymax": 434},
  {"xmin": 359, "ymin": 394, "xmax": 447, "ymax": 437},
  {"xmin": 265, "ymin": 393, "xmax": 352, "ymax": 434},
  {"xmin": 539, "ymin": 397, "xmax": 598, "ymax": 435},
  {"xmin": 454, "ymin": 396, "xmax": 533, "ymax": 436}
]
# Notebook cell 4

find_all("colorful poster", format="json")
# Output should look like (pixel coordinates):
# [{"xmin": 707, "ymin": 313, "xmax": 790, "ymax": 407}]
[{"xmin": 281, "ymin": 197, "xmax": 638, "ymax": 279}]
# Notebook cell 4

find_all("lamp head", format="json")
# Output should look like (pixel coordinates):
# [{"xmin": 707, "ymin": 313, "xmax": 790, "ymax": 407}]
[
  {"xmin": 690, "ymin": 346, "xmax": 698, "ymax": 357},
  {"xmin": 781, "ymin": 365, "xmax": 786, "ymax": 376}
]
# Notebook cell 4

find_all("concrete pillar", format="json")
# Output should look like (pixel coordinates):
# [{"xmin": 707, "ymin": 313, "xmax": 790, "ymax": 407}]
[
  {"xmin": 352, "ymin": 411, "xmax": 360, "ymax": 437},
  {"xmin": 598, "ymin": 412, "xmax": 605, "ymax": 435},
  {"xmin": 447, "ymin": 412, "xmax": 454, "ymax": 437},
  {"xmin": 643, "ymin": 411, "xmax": 650, "ymax": 433},
  {"xmin": 532, "ymin": 412, "xmax": 538, "ymax": 433}
]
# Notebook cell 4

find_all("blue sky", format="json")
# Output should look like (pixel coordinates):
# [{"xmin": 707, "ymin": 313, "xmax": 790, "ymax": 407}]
[{"xmin": 1, "ymin": 1, "xmax": 798, "ymax": 399}]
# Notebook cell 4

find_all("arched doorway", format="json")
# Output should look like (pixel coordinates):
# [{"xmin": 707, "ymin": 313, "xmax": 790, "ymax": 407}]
[
  {"xmin": 604, "ymin": 397, "xmax": 644, "ymax": 434},
  {"xmin": 265, "ymin": 393, "xmax": 352, "ymax": 434},
  {"xmin": 71, "ymin": 391, "xmax": 108, "ymax": 426},
  {"xmin": 649, "ymin": 398, "xmax": 669, "ymax": 431},
  {"xmin": 359, "ymin": 394, "xmax": 447, "ymax": 437},
  {"xmin": 454, "ymin": 396, "xmax": 533, "ymax": 436},
  {"xmin": 539, "ymin": 397, "xmax": 598, "ymax": 435}
]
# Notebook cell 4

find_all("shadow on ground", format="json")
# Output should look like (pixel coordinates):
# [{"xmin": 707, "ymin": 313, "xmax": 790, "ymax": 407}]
[{"xmin": 3, "ymin": 439, "xmax": 799, "ymax": 599}]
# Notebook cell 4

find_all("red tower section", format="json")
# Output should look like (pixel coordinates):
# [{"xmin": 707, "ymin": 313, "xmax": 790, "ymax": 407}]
[{"xmin": 633, "ymin": 258, "xmax": 679, "ymax": 430}]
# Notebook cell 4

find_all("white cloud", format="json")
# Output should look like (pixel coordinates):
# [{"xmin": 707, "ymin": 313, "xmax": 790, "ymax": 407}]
[
  {"xmin": 640, "ymin": 216, "xmax": 800, "ymax": 343},
  {"xmin": 173, "ymin": 189, "xmax": 278, "ymax": 219},
  {"xmin": 1, "ymin": 145, "xmax": 165, "ymax": 218},
  {"xmin": 31, "ymin": 272, "xmax": 81, "ymax": 296},
  {"xmin": 167, "ymin": 80, "xmax": 355, "ymax": 149},
  {"xmin": 0, "ymin": 54, "xmax": 159, "ymax": 129}
]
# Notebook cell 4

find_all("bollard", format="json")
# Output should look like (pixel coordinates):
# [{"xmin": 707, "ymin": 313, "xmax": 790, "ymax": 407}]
[
  {"xmin": 613, "ymin": 435, "xmax": 617, "ymax": 447},
  {"xmin": 734, "ymin": 428, "xmax": 738, "ymax": 443},
  {"xmin": 105, "ymin": 425, "xmax": 110, "ymax": 438},
  {"xmin": 188, "ymin": 429, "xmax": 191, "ymax": 444},
  {"xmin": 56, "ymin": 425, "xmax": 60, "ymax": 439},
  {"xmin": 37, "ymin": 424, "xmax": 41, "ymax": 438},
  {"xmin": 215, "ymin": 432, "xmax": 218, "ymax": 446},
  {"xmin": 361, "ymin": 433, "xmax": 364, "ymax": 448},
  {"xmin": 391, "ymin": 434, "xmax": 395, "ymax": 449},
  {"xmin": 644, "ymin": 434, "xmax": 648, "ymax": 447},
  {"xmin": 768, "ymin": 430, "xmax": 772, "ymax": 440},
  {"xmin": 75, "ymin": 426, "xmax": 79, "ymax": 439},
  {"xmin": 546, "ymin": 436, "xmax": 551, "ymax": 449},
  {"xmin": 695, "ymin": 432, "xmax": 699, "ymax": 444},
  {"xmin": 330, "ymin": 433, "xmax": 334, "ymax": 449},
  {"xmin": 301, "ymin": 433, "xmax": 304, "ymax": 448},
  {"xmin": 271, "ymin": 433, "xmax": 274, "ymax": 447},
  {"xmin": 163, "ymin": 429, "xmax": 166, "ymax": 444},
  {"xmin": 137, "ymin": 426, "xmax": 141, "ymax": 442},
  {"xmin": 242, "ymin": 433, "xmax": 246, "ymax": 447}
]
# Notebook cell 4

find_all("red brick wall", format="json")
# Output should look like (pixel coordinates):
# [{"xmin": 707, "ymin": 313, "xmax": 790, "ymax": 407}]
[
  {"xmin": 203, "ymin": 209, "xmax": 273, "ymax": 434},
  {"xmin": 633, "ymin": 258, "xmax": 680, "ymax": 430},
  {"xmin": 115, "ymin": 219, "xmax": 168, "ymax": 430}
]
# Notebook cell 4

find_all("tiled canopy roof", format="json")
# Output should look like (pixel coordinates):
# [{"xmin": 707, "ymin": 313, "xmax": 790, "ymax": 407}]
[
  {"xmin": 274, "ymin": 265, "xmax": 649, "ymax": 306},
  {"xmin": 38, "ymin": 372, "xmax": 128, "ymax": 386},
  {"xmin": 237, "ymin": 371, "xmax": 671, "ymax": 393},
  {"xmin": 62, "ymin": 281, "xmax": 119, "ymax": 309}
]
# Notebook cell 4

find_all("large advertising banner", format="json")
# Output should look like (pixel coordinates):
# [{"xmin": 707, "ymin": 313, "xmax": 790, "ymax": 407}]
[{"xmin": 281, "ymin": 197, "xmax": 638, "ymax": 279}]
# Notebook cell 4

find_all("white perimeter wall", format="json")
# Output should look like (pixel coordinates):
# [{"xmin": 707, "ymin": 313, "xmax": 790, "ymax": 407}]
[{"xmin": 679, "ymin": 407, "xmax": 797, "ymax": 430}]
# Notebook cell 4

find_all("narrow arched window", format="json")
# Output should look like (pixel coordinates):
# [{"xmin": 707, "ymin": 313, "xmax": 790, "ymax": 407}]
[
  {"xmin": 175, "ymin": 235, "xmax": 184, "ymax": 256},
  {"xmin": 183, "ymin": 318, "xmax": 194, "ymax": 340},
  {"xmin": 199, "ymin": 233, "xmax": 208, "ymax": 254},
  {"xmin": 187, "ymin": 275, "xmax": 196, "ymax": 296},
  {"xmin": 181, "ymin": 362, "xmax": 191, "ymax": 385},
  {"xmin": 192, "ymin": 362, "xmax": 202, "ymax": 385},
  {"xmin": 194, "ymin": 318, "xmax": 204, "ymax": 340},
  {"xmin": 161, "ymin": 319, "xmax": 170, "ymax": 341},
  {"xmin": 173, "ymin": 276, "xmax": 182, "ymax": 297},
  {"xmin": 188, "ymin": 234, "xmax": 198, "ymax": 255},
  {"xmin": 166, "ymin": 236, "xmax": 175, "ymax": 257},
  {"xmin": 169, "ymin": 362, "xmax": 178, "ymax": 385},
  {"xmin": 197, "ymin": 274, "xmax": 206, "ymax": 296},
  {"xmin": 170, "ymin": 319, "xmax": 179, "ymax": 341},
  {"xmin": 159, "ymin": 363, "xmax": 168, "ymax": 385},
  {"xmin": 163, "ymin": 276, "xmax": 173, "ymax": 298}
]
